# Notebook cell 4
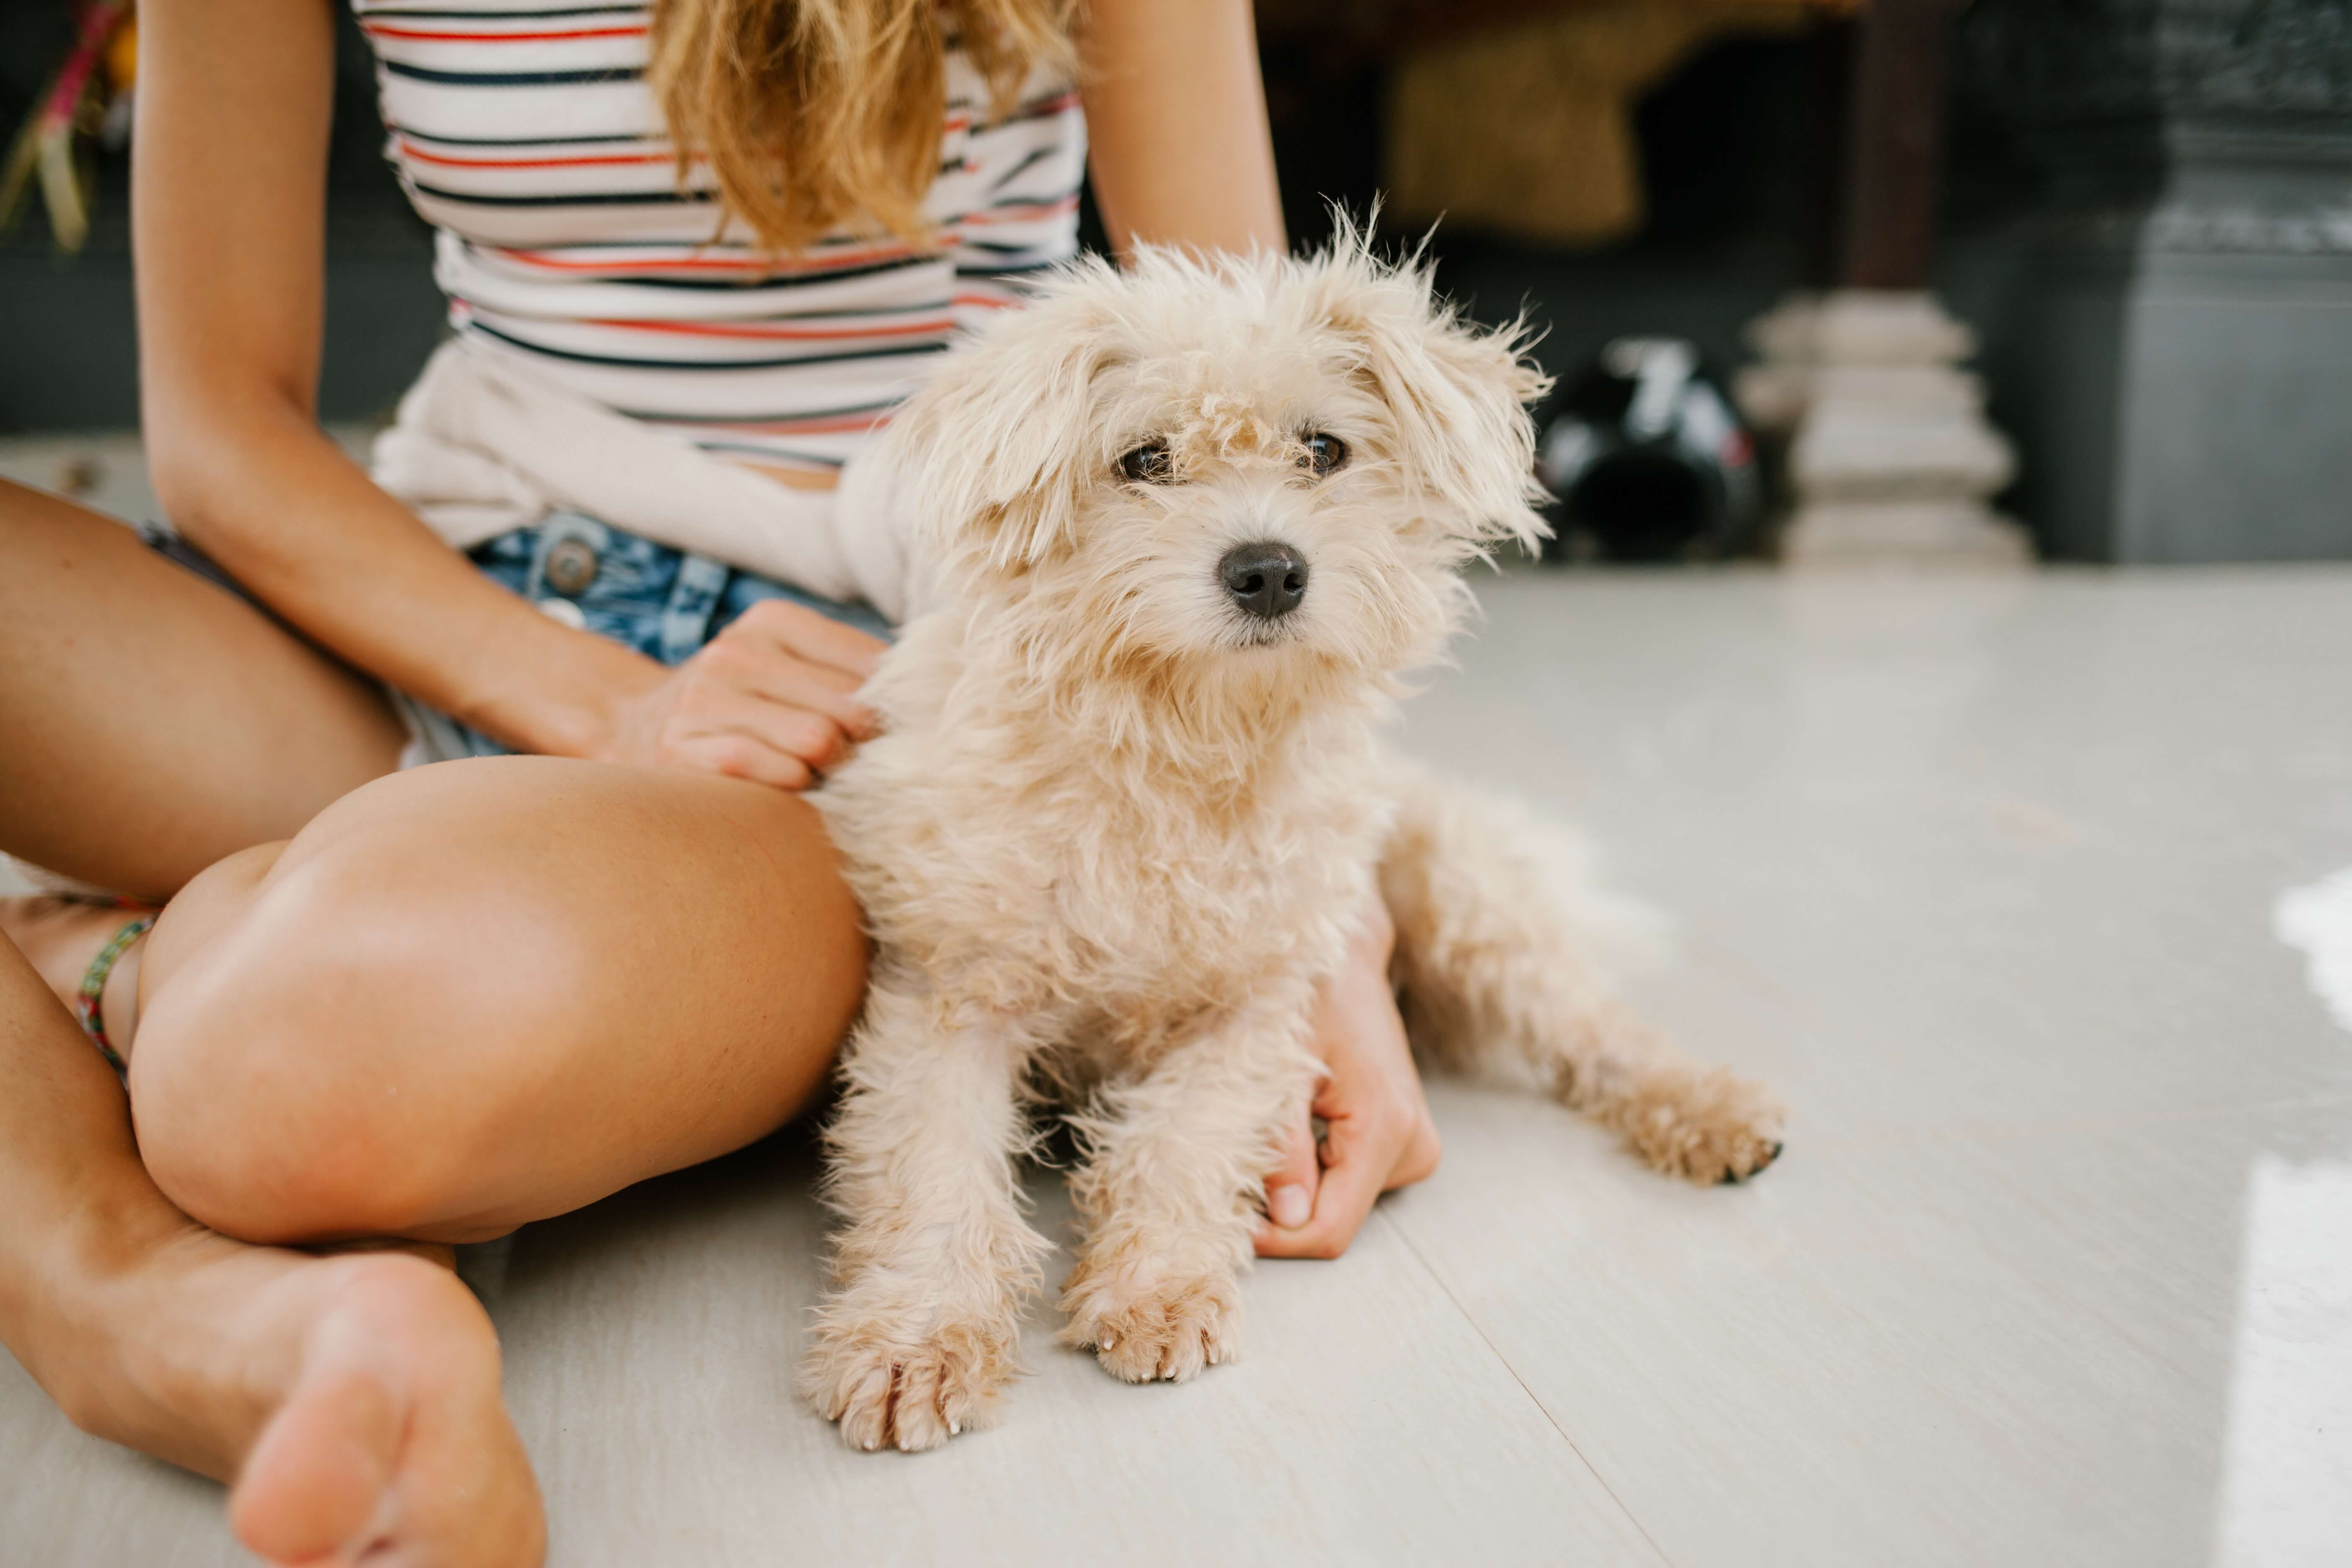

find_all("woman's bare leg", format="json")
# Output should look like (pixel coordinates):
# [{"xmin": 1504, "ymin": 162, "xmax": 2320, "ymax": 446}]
[
  {"xmin": 130, "ymin": 756, "xmax": 867, "ymax": 1246},
  {"xmin": 0, "ymin": 478, "xmax": 406, "ymax": 896},
  {"xmin": 3, "ymin": 487, "xmax": 868, "ymax": 1563},
  {"xmin": 0, "ymin": 939, "xmax": 540, "ymax": 1563},
  {"xmin": 66, "ymin": 757, "xmax": 864, "ymax": 1558},
  {"xmin": 0, "ymin": 480, "xmax": 528, "ymax": 1564}
]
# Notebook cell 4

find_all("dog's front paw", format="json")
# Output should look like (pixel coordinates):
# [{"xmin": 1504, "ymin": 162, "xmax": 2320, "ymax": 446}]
[
  {"xmin": 1058, "ymin": 1265, "xmax": 1241, "ymax": 1384},
  {"xmin": 799, "ymin": 1313, "xmax": 1018, "ymax": 1452},
  {"xmin": 1624, "ymin": 1066, "xmax": 1787, "ymax": 1185}
]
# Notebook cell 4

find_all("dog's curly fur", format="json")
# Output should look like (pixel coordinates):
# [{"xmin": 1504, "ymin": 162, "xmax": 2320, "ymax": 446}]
[{"xmin": 799, "ymin": 232, "xmax": 1785, "ymax": 1452}]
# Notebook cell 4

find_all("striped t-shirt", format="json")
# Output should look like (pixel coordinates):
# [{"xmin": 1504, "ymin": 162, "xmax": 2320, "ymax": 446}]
[{"xmin": 353, "ymin": 0, "xmax": 1086, "ymax": 480}]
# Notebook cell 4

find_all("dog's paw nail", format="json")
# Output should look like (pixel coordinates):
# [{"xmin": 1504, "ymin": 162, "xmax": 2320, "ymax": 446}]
[
  {"xmin": 807, "ymin": 1321, "xmax": 1011, "ymax": 1452},
  {"xmin": 1768, "ymin": 1141, "xmax": 1785, "ymax": 1161},
  {"xmin": 1063, "ymin": 1274, "xmax": 1238, "ymax": 1383}
]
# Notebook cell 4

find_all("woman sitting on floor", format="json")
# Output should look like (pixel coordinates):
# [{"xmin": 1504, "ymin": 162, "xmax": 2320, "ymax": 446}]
[{"xmin": 0, "ymin": 1, "xmax": 1440, "ymax": 1562}]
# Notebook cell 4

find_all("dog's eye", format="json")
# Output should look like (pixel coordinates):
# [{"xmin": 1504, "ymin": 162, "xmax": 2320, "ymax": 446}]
[
  {"xmin": 1119, "ymin": 439, "xmax": 1175, "ymax": 485},
  {"xmin": 1302, "ymin": 432, "xmax": 1349, "ymax": 477}
]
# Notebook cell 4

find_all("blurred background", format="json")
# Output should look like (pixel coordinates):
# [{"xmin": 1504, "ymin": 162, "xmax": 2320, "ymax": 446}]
[
  {"xmin": 6, "ymin": 12, "xmax": 2352, "ymax": 1560},
  {"xmin": 5, "ymin": 0, "xmax": 2350, "ymax": 565}
]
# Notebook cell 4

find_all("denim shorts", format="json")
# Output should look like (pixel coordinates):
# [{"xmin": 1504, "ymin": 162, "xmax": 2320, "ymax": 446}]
[{"xmin": 144, "ymin": 512, "xmax": 891, "ymax": 765}]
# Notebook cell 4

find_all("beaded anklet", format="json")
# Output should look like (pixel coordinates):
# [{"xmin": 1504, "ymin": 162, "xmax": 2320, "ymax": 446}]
[{"xmin": 76, "ymin": 914, "xmax": 154, "ymax": 1075}]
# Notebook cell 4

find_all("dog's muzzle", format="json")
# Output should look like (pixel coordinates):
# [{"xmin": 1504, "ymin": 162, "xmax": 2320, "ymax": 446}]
[{"xmin": 1218, "ymin": 541, "xmax": 1309, "ymax": 621}]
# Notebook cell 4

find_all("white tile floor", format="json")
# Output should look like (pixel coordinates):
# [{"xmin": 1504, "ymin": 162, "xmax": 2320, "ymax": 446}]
[{"xmin": 5, "ymin": 554, "xmax": 2351, "ymax": 1566}]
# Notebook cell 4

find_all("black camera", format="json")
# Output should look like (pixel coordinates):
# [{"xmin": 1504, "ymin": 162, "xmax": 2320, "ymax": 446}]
[{"xmin": 1533, "ymin": 337, "xmax": 1762, "ymax": 562}]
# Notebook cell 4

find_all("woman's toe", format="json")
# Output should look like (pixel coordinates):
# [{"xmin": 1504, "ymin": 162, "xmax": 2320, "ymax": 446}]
[{"xmin": 229, "ymin": 1254, "xmax": 543, "ymax": 1568}]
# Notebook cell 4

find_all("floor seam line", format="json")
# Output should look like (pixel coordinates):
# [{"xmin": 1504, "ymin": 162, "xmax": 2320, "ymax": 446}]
[{"xmin": 1377, "ymin": 1207, "xmax": 1681, "ymax": 1568}]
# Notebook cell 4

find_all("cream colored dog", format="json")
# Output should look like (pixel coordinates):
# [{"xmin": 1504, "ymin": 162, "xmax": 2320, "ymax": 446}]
[{"xmin": 801, "ymin": 236, "xmax": 1785, "ymax": 1452}]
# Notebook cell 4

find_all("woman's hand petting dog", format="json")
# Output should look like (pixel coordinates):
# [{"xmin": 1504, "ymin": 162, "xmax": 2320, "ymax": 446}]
[
  {"xmin": 1257, "ymin": 891, "xmax": 1442, "ymax": 1260},
  {"xmin": 593, "ymin": 599, "xmax": 885, "ymax": 789}
]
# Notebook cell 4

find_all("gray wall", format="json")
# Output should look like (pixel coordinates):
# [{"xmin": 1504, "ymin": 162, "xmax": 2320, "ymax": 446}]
[{"xmin": 0, "ymin": 3, "xmax": 446, "ymax": 434}]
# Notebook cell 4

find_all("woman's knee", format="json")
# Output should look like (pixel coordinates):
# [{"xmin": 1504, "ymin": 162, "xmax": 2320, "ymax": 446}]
[
  {"xmin": 129, "ymin": 832, "xmax": 564, "ymax": 1243},
  {"xmin": 126, "ymin": 759, "xmax": 869, "ymax": 1243}
]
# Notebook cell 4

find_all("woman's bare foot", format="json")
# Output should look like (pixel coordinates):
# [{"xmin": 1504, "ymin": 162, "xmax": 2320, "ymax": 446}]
[
  {"xmin": 39, "ymin": 1217, "xmax": 544, "ymax": 1567},
  {"xmin": 5, "ymin": 896, "xmax": 543, "ymax": 1565}
]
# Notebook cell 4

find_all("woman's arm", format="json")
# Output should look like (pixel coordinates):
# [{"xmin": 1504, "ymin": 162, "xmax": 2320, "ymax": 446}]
[
  {"xmin": 1077, "ymin": 0, "xmax": 1285, "ymax": 258},
  {"xmin": 134, "ymin": 0, "xmax": 873, "ymax": 782},
  {"xmin": 136, "ymin": 0, "xmax": 641, "ymax": 757}
]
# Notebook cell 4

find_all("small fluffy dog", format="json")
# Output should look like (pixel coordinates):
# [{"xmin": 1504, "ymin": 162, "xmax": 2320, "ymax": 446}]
[{"xmin": 801, "ymin": 236, "xmax": 1784, "ymax": 1452}]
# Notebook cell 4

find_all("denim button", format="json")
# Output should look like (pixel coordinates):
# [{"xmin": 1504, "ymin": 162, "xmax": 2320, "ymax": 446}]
[{"xmin": 545, "ymin": 537, "xmax": 600, "ymax": 596}]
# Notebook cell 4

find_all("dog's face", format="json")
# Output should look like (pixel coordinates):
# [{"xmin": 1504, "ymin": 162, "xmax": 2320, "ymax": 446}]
[{"xmin": 888, "ymin": 237, "xmax": 1549, "ymax": 704}]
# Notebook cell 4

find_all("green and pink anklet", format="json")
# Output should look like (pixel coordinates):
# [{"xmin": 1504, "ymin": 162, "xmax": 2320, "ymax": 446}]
[{"xmin": 75, "ymin": 909, "xmax": 154, "ymax": 1075}]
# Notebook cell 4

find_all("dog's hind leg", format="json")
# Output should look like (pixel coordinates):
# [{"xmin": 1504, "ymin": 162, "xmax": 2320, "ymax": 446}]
[
  {"xmin": 799, "ymin": 980, "xmax": 1052, "ymax": 1452},
  {"xmin": 1379, "ymin": 763, "xmax": 1785, "ymax": 1185},
  {"xmin": 1058, "ymin": 990, "xmax": 1323, "ymax": 1383}
]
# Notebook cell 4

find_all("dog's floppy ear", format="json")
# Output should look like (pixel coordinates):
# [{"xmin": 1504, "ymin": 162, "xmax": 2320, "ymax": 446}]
[
  {"xmin": 1312, "ymin": 235, "xmax": 1552, "ymax": 554},
  {"xmin": 879, "ymin": 260, "xmax": 1124, "ymax": 575}
]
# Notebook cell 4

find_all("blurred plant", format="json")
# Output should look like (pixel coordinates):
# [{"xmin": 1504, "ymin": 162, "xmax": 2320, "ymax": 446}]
[{"xmin": 1, "ymin": 0, "xmax": 136, "ymax": 254}]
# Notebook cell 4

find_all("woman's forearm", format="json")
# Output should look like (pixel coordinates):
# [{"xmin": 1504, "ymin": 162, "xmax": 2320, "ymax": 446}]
[
  {"xmin": 146, "ymin": 394, "xmax": 660, "ymax": 758},
  {"xmin": 132, "ymin": 0, "xmax": 660, "ymax": 760}
]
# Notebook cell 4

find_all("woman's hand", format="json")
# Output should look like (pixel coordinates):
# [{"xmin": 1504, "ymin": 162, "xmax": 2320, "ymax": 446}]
[
  {"xmin": 590, "ymin": 600, "xmax": 886, "ymax": 790},
  {"xmin": 1256, "ymin": 892, "xmax": 1442, "ymax": 1259}
]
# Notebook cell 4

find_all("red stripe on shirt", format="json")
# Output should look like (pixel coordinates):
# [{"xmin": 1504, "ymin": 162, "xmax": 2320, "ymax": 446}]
[
  {"xmin": 490, "ymin": 242, "xmax": 923, "ymax": 275},
  {"xmin": 585, "ymin": 315, "xmax": 954, "ymax": 340},
  {"xmin": 397, "ymin": 139, "xmax": 678, "ymax": 171},
  {"xmin": 670, "ymin": 412, "xmax": 898, "ymax": 435},
  {"xmin": 955, "ymin": 194, "xmax": 1081, "ymax": 227}
]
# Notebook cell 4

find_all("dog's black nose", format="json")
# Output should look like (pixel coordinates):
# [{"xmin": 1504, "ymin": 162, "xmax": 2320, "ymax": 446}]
[{"xmin": 1218, "ymin": 541, "xmax": 1309, "ymax": 620}]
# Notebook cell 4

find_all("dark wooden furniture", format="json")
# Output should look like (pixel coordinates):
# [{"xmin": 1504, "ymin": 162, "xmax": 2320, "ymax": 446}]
[{"xmin": 1806, "ymin": 0, "xmax": 1967, "ymax": 291}]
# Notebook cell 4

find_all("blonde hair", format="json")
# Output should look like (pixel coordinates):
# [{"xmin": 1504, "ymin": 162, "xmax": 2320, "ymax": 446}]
[{"xmin": 649, "ymin": 0, "xmax": 1079, "ymax": 254}]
